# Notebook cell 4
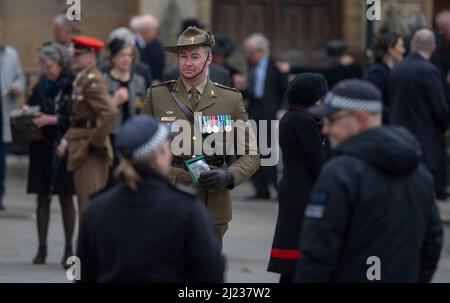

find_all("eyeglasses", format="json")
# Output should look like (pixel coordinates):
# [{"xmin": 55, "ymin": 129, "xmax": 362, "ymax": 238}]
[{"xmin": 323, "ymin": 111, "xmax": 355, "ymax": 125}]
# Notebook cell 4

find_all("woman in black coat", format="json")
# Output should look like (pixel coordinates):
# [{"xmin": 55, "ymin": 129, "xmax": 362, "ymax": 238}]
[
  {"xmin": 364, "ymin": 32, "xmax": 405, "ymax": 123},
  {"xmin": 26, "ymin": 43, "xmax": 75, "ymax": 266},
  {"xmin": 268, "ymin": 73, "xmax": 328, "ymax": 283}
]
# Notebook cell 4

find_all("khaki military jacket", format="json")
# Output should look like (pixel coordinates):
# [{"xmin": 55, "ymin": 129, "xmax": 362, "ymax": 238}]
[
  {"xmin": 64, "ymin": 65, "xmax": 117, "ymax": 171},
  {"xmin": 143, "ymin": 78, "xmax": 260, "ymax": 224}
]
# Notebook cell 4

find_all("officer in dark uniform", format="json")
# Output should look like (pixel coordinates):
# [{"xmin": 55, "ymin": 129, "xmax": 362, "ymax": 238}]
[
  {"xmin": 77, "ymin": 115, "xmax": 224, "ymax": 282},
  {"xmin": 294, "ymin": 80, "xmax": 443, "ymax": 282},
  {"xmin": 56, "ymin": 36, "xmax": 117, "ymax": 217},
  {"xmin": 143, "ymin": 26, "xmax": 260, "ymax": 241}
]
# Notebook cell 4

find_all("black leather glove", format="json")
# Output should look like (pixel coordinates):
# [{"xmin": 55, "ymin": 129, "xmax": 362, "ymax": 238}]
[{"xmin": 198, "ymin": 167, "xmax": 235, "ymax": 190}]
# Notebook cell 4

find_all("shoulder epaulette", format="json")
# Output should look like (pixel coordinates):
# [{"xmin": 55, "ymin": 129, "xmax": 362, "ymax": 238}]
[
  {"xmin": 213, "ymin": 82, "xmax": 239, "ymax": 92},
  {"xmin": 151, "ymin": 80, "xmax": 176, "ymax": 88}
]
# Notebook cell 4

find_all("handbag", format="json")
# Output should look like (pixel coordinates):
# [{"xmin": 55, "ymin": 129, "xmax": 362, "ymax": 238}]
[{"xmin": 10, "ymin": 106, "xmax": 43, "ymax": 144}]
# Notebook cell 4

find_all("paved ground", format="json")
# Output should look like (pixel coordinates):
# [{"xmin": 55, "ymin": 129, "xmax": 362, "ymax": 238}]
[{"xmin": 0, "ymin": 156, "xmax": 450, "ymax": 283}]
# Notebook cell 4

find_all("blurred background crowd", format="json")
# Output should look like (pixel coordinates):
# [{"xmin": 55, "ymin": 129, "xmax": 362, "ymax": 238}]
[{"xmin": 0, "ymin": 0, "xmax": 450, "ymax": 280}]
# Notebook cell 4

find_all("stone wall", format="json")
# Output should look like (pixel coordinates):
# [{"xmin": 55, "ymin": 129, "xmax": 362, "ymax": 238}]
[
  {"xmin": 0, "ymin": 0, "xmax": 138, "ymax": 91},
  {"xmin": 375, "ymin": 0, "xmax": 433, "ymax": 34},
  {"xmin": 0, "ymin": 0, "xmax": 437, "ymax": 86},
  {"xmin": 340, "ymin": 0, "xmax": 434, "ymax": 62}
]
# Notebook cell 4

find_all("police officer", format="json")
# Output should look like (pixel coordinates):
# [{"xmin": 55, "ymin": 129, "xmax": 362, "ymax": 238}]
[
  {"xmin": 77, "ymin": 116, "xmax": 224, "ymax": 282},
  {"xmin": 294, "ymin": 80, "xmax": 443, "ymax": 282},
  {"xmin": 143, "ymin": 26, "xmax": 260, "ymax": 240},
  {"xmin": 57, "ymin": 36, "xmax": 117, "ymax": 217}
]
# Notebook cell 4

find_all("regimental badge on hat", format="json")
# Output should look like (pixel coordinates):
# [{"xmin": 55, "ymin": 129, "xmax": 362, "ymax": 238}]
[
  {"xmin": 71, "ymin": 35, "xmax": 105, "ymax": 55},
  {"xmin": 164, "ymin": 26, "xmax": 215, "ymax": 54}
]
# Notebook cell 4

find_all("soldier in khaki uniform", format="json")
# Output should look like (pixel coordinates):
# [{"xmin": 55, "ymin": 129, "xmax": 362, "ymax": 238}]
[
  {"xmin": 143, "ymin": 27, "xmax": 260, "ymax": 240},
  {"xmin": 57, "ymin": 36, "xmax": 117, "ymax": 217}
]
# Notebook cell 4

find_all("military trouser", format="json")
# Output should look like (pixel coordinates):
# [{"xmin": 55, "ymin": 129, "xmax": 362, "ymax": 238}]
[
  {"xmin": 73, "ymin": 153, "xmax": 109, "ymax": 217},
  {"xmin": 215, "ymin": 222, "xmax": 229, "ymax": 249}
]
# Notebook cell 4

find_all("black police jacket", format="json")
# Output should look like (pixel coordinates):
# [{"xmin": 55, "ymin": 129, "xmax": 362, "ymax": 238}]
[
  {"xmin": 294, "ymin": 126, "xmax": 443, "ymax": 283},
  {"xmin": 77, "ymin": 167, "xmax": 224, "ymax": 283}
]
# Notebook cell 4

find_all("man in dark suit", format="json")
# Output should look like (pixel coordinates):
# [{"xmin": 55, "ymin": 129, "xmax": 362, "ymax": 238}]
[
  {"xmin": 244, "ymin": 33, "xmax": 289, "ymax": 199},
  {"xmin": 129, "ymin": 15, "xmax": 165, "ymax": 83},
  {"xmin": 275, "ymin": 40, "xmax": 362, "ymax": 90},
  {"xmin": 390, "ymin": 28, "xmax": 450, "ymax": 200},
  {"xmin": 163, "ymin": 63, "xmax": 231, "ymax": 86}
]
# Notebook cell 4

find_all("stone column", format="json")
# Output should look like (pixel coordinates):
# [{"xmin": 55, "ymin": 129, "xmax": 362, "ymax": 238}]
[{"xmin": 342, "ymin": 0, "xmax": 366, "ymax": 62}]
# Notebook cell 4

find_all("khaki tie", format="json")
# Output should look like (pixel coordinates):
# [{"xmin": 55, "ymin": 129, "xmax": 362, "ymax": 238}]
[{"xmin": 189, "ymin": 87, "xmax": 199, "ymax": 109}]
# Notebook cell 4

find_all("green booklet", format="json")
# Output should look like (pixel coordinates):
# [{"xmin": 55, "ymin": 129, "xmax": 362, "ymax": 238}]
[{"xmin": 184, "ymin": 156, "xmax": 211, "ymax": 183}]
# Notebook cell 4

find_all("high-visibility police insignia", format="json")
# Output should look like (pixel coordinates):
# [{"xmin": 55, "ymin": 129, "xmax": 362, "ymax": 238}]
[
  {"xmin": 305, "ymin": 204, "xmax": 325, "ymax": 219},
  {"xmin": 304, "ymin": 192, "xmax": 327, "ymax": 219}
]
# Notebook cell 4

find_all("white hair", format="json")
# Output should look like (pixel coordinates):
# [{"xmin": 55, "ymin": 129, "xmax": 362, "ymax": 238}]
[
  {"xmin": 129, "ymin": 14, "xmax": 159, "ymax": 32},
  {"xmin": 53, "ymin": 13, "xmax": 81, "ymax": 34},
  {"xmin": 109, "ymin": 27, "xmax": 135, "ymax": 45},
  {"xmin": 129, "ymin": 16, "xmax": 141, "ymax": 31},
  {"xmin": 39, "ymin": 42, "xmax": 72, "ymax": 74},
  {"xmin": 407, "ymin": 12, "xmax": 426, "ymax": 32},
  {"xmin": 245, "ymin": 33, "xmax": 270, "ymax": 54}
]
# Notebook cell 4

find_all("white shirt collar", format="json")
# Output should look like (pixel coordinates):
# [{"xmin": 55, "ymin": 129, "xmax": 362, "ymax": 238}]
[
  {"xmin": 135, "ymin": 33, "xmax": 146, "ymax": 48},
  {"xmin": 417, "ymin": 51, "xmax": 431, "ymax": 60}
]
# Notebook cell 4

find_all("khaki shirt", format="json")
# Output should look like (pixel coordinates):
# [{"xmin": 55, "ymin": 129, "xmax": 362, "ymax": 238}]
[{"xmin": 182, "ymin": 78, "xmax": 208, "ymax": 100}]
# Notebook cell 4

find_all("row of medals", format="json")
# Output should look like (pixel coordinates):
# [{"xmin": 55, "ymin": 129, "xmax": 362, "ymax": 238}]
[{"xmin": 199, "ymin": 114, "xmax": 233, "ymax": 134}]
